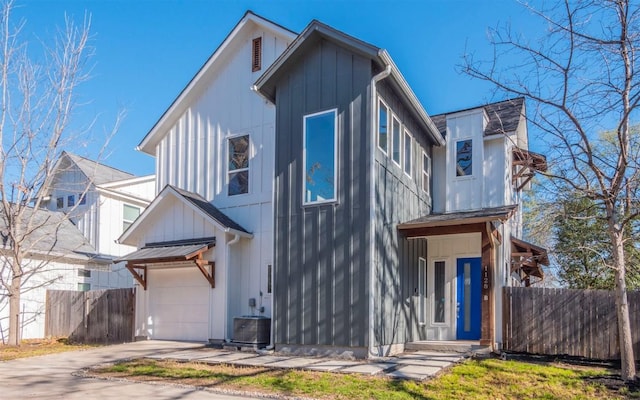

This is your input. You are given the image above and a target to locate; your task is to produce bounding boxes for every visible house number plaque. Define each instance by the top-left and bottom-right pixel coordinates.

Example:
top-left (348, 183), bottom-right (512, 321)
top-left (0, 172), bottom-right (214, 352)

top-left (483, 264), bottom-right (490, 290)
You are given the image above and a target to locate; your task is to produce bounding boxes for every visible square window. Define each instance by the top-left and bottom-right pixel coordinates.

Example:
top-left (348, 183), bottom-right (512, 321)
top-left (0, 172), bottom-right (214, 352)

top-left (67, 195), bottom-right (75, 207)
top-left (378, 100), bottom-right (388, 153)
top-left (56, 197), bottom-right (64, 209)
top-left (304, 109), bottom-right (337, 204)
top-left (228, 135), bottom-right (250, 196)
top-left (456, 139), bottom-right (473, 176)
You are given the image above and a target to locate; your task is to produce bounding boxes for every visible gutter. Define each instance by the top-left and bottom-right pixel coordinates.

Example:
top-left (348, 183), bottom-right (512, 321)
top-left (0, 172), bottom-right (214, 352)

top-left (368, 65), bottom-right (391, 357)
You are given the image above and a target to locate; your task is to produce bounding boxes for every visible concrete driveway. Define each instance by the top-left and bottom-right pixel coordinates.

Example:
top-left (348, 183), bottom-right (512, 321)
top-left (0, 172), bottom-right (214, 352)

top-left (0, 340), bottom-right (256, 399)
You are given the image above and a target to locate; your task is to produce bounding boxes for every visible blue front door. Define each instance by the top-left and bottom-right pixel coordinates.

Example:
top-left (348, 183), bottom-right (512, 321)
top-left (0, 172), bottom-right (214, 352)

top-left (456, 257), bottom-right (481, 340)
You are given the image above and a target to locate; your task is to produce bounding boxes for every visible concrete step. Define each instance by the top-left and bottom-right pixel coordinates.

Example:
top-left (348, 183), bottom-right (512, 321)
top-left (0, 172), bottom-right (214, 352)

top-left (405, 340), bottom-right (490, 355)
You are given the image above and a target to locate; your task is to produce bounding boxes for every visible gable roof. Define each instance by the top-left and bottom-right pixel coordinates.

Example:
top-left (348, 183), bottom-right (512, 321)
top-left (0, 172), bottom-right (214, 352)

top-left (253, 19), bottom-right (445, 146)
top-left (118, 185), bottom-right (251, 245)
top-left (431, 98), bottom-right (525, 138)
top-left (137, 11), bottom-right (298, 155)
top-left (0, 206), bottom-right (107, 263)
top-left (63, 151), bottom-right (133, 185)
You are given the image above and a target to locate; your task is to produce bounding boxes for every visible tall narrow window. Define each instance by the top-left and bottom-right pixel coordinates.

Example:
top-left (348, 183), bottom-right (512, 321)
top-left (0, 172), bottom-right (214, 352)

top-left (392, 116), bottom-right (401, 165)
top-left (377, 100), bottom-right (388, 153)
top-left (228, 135), bottom-right (250, 196)
top-left (434, 261), bottom-right (446, 323)
top-left (419, 257), bottom-right (426, 325)
top-left (56, 197), bottom-right (64, 209)
top-left (252, 37), bottom-right (262, 72)
top-left (422, 152), bottom-right (431, 194)
top-left (303, 109), bottom-right (337, 204)
top-left (123, 204), bottom-right (140, 232)
top-left (78, 193), bottom-right (86, 205)
top-left (456, 139), bottom-right (473, 176)
top-left (404, 130), bottom-right (412, 177)
top-left (267, 264), bottom-right (272, 294)
top-left (67, 195), bottom-right (75, 207)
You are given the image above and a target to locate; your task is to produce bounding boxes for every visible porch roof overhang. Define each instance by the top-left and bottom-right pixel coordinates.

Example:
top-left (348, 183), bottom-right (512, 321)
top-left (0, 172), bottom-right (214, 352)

top-left (511, 237), bottom-right (549, 284)
top-left (398, 205), bottom-right (518, 237)
top-left (115, 237), bottom-right (217, 290)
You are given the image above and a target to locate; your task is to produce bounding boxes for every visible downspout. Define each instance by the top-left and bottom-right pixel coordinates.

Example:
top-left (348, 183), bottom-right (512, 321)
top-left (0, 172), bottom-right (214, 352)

top-left (224, 233), bottom-right (241, 342)
top-left (369, 63), bottom-right (392, 357)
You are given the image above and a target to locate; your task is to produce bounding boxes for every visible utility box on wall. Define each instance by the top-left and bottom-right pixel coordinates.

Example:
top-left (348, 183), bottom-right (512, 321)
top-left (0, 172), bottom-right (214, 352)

top-left (233, 316), bottom-right (271, 345)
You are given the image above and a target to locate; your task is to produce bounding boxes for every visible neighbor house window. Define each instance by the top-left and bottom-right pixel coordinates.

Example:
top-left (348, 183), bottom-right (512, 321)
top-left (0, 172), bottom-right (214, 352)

top-left (56, 197), bottom-right (64, 209)
top-left (422, 152), bottom-right (431, 194)
top-left (252, 37), bottom-right (262, 72)
top-left (456, 139), bottom-right (473, 176)
top-left (377, 100), bottom-right (388, 153)
top-left (67, 195), bottom-right (75, 207)
top-left (123, 204), bottom-right (140, 232)
top-left (404, 130), bottom-right (412, 177)
top-left (78, 269), bottom-right (91, 278)
top-left (392, 116), bottom-right (401, 165)
top-left (79, 193), bottom-right (86, 205)
top-left (77, 283), bottom-right (91, 291)
top-left (303, 109), bottom-right (337, 204)
top-left (228, 135), bottom-right (250, 196)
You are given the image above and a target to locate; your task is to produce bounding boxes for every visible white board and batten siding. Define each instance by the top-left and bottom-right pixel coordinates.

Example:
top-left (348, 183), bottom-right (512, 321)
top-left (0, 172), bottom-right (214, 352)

top-left (147, 23), bottom-right (292, 337)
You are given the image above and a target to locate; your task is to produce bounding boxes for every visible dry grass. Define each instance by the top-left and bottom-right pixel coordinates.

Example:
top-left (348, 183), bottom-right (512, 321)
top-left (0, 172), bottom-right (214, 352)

top-left (0, 337), bottom-right (98, 361)
top-left (92, 357), bottom-right (637, 399)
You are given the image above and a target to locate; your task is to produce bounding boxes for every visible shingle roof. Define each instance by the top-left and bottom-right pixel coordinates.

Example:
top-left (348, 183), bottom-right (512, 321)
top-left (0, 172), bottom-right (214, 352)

top-left (169, 186), bottom-right (250, 234)
top-left (431, 98), bottom-right (525, 138)
top-left (0, 206), bottom-right (105, 262)
top-left (64, 152), bottom-right (134, 185)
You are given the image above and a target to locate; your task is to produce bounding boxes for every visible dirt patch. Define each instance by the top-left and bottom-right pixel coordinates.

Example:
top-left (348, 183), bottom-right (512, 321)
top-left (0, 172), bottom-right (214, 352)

top-left (0, 337), bottom-right (97, 361)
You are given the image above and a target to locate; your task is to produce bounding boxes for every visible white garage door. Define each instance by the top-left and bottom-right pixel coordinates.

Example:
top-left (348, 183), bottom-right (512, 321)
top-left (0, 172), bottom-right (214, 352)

top-left (147, 268), bottom-right (210, 341)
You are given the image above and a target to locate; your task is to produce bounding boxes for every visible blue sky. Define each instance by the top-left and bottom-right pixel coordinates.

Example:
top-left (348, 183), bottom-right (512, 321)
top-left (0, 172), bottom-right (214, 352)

top-left (15, 0), bottom-right (536, 176)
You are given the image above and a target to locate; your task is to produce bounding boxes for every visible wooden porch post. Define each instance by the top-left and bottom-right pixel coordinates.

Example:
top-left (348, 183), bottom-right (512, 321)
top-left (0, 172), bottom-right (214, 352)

top-left (480, 226), bottom-right (494, 347)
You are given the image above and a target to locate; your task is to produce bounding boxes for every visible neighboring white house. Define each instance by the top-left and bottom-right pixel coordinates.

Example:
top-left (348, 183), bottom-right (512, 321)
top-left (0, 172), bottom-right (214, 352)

top-left (44, 151), bottom-right (155, 291)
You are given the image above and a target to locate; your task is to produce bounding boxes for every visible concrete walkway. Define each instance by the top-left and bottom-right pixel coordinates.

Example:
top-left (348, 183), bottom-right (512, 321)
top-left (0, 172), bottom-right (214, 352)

top-left (146, 345), bottom-right (465, 381)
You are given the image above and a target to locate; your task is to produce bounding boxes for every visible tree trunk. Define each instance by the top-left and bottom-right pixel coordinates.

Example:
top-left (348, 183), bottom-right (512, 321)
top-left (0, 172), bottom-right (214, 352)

top-left (611, 227), bottom-right (636, 380)
top-left (7, 271), bottom-right (20, 346)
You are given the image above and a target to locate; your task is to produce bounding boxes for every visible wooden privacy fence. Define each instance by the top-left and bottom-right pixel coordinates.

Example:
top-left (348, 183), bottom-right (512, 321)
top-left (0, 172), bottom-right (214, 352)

top-left (45, 288), bottom-right (135, 344)
top-left (503, 287), bottom-right (640, 360)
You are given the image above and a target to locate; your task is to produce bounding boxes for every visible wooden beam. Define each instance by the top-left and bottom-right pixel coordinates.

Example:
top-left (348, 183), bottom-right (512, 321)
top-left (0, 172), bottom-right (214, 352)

top-left (401, 222), bottom-right (486, 238)
top-left (194, 257), bottom-right (215, 288)
top-left (480, 225), bottom-right (495, 347)
top-left (126, 263), bottom-right (147, 290)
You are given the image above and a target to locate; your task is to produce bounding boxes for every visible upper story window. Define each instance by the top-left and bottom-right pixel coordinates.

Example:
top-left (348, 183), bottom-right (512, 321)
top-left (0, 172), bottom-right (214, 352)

top-left (228, 135), bottom-right (250, 196)
top-left (377, 100), bottom-right (388, 153)
top-left (67, 195), bottom-right (75, 207)
top-left (456, 139), bottom-right (473, 176)
top-left (252, 37), bottom-right (262, 72)
top-left (56, 197), bottom-right (64, 209)
top-left (303, 109), bottom-right (337, 204)
top-left (77, 269), bottom-right (91, 278)
top-left (404, 129), bottom-right (412, 177)
top-left (422, 152), bottom-right (431, 194)
top-left (392, 116), bottom-right (401, 166)
top-left (123, 204), bottom-right (140, 232)
top-left (79, 193), bottom-right (86, 205)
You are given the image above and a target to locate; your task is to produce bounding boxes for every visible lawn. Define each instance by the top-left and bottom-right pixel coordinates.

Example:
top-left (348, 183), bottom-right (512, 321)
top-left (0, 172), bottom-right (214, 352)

top-left (91, 356), bottom-right (639, 399)
top-left (0, 337), bottom-right (98, 361)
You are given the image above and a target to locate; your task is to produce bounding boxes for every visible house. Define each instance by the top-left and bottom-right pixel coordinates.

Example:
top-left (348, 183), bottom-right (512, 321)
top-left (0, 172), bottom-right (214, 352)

top-left (119, 12), bottom-right (547, 356)
top-left (43, 151), bottom-right (155, 290)
top-left (0, 207), bottom-right (112, 340)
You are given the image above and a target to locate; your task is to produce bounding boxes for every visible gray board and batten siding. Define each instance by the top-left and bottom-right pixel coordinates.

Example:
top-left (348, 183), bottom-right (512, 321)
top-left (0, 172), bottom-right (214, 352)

top-left (374, 81), bottom-right (434, 353)
top-left (272, 37), bottom-right (372, 353)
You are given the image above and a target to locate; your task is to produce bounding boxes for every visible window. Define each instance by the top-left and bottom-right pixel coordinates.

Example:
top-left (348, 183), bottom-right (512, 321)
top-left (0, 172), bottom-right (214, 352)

top-left (267, 264), bottom-right (272, 294)
top-left (404, 130), bottom-right (412, 177)
top-left (419, 257), bottom-right (426, 325)
top-left (303, 109), bottom-right (337, 204)
top-left (422, 152), bottom-right (431, 194)
top-left (79, 193), bottom-right (86, 205)
top-left (228, 135), bottom-right (250, 196)
top-left (434, 261), bottom-right (446, 323)
top-left (392, 116), bottom-right (401, 165)
top-left (78, 269), bottom-right (91, 278)
top-left (77, 283), bottom-right (91, 292)
top-left (252, 37), bottom-right (262, 72)
top-left (67, 195), bottom-right (75, 207)
top-left (123, 204), bottom-right (140, 232)
top-left (456, 139), bottom-right (473, 176)
top-left (56, 197), bottom-right (64, 209)
top-left (377, 100), bottom-right (388, 153)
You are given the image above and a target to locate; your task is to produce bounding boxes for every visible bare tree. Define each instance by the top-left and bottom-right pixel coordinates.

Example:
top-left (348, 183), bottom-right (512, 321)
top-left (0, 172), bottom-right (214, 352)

top-left (464, 0), bottom-right (639, 380)
top-left (0, 0), bottom-right (115, 346)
